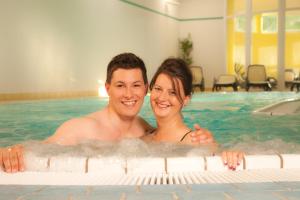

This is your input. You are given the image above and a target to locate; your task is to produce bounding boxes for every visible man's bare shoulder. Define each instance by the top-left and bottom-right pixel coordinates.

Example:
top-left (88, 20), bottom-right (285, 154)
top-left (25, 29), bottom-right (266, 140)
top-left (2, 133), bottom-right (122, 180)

top-left (45, 113), bottom-right (104, 145)
top-left (60, 116), bottom-right (101, 131)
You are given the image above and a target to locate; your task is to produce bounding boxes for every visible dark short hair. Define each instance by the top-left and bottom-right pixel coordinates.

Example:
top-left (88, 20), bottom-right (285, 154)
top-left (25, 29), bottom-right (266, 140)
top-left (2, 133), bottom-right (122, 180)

top-left (106, 53), bottom-right (148, 84)
top-left (150, 58), bottom-right (193, 104)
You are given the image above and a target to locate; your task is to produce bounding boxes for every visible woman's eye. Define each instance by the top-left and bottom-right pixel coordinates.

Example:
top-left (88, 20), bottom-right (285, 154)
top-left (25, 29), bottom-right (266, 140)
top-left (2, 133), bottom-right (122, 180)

top-left (169, 91), bottom-right (176, 95)
top-left (153, 87), bottom-right (161, 91)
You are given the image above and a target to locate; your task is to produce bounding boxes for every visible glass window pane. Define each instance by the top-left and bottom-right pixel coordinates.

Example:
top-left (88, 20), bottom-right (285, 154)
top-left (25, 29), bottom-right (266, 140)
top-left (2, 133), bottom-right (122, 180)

top-left (286, 10), bottom-right (300, 32)
top-left (227, 18), bottom-right (246, 75)
top-left (286, 10), bottom-right (300, 73)
top-left (261, 13), bottom-right (278, 33)
top-left (252, 13), bottom-right (278, 77)
top-left (235, 16), bottom-right (246, 32)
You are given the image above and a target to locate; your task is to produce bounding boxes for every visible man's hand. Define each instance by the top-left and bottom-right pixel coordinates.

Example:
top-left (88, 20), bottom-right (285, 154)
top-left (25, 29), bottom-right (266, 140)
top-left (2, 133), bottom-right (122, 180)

top-left (0, 145), bottom-right (25, 173)
top-left (222, 150), bottom-right (244, 171)
top-left (190, 124), bottom-right (215, 144)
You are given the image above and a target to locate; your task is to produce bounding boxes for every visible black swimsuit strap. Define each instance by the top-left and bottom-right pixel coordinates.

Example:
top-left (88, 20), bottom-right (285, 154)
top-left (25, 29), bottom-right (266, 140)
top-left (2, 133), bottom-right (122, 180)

top-left (180, 130), bottom-right (193, 142)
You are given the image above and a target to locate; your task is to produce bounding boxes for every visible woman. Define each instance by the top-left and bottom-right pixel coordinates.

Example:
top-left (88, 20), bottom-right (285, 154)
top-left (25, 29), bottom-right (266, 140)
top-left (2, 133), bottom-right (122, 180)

top-left (144, 58), bottom-right (244, 170)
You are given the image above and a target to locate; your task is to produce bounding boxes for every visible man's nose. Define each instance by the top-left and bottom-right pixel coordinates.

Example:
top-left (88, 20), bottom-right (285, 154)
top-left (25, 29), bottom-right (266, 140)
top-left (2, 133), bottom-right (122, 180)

top-left (124, 87), bottom-right (133, 97)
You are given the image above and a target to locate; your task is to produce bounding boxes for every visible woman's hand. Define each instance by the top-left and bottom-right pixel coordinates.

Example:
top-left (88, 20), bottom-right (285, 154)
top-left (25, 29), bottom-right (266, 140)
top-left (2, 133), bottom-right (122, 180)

top-left (221, 150), bottom-right (244, 170)
top-left (0, 145), bottom-right (25, 173)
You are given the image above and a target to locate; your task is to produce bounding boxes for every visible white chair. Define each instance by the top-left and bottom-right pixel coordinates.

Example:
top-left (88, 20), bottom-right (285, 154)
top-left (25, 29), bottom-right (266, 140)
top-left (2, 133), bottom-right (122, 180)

top-left (245, 65), bottom-right (272, 91)
top-left (212, 74), bottom-right (238, 91)
top-left (190, 66), bottom-right (205, 92)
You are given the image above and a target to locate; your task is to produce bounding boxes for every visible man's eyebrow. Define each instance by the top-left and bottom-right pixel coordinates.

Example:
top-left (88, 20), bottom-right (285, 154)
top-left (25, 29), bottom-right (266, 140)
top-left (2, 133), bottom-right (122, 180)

top-left (115, 81), bottom-right (125, 84)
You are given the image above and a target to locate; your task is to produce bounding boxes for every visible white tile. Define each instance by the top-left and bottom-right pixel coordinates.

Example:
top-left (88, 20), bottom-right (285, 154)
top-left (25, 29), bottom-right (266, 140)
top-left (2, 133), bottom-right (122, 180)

top-left (88, 156), bottom-right (126, 174)
top-left (244, 155), bottom-right (281, 169)
top-left (166, 157), bottom-right (205, 172)
top-left (24, 152), bottom-right (49, 171)
top-left (281, 154), bottom-right (300, 169)
top-left (49, 156), bottom-right (87, 173)
top-left (126, 157), bottom-right (165, 174)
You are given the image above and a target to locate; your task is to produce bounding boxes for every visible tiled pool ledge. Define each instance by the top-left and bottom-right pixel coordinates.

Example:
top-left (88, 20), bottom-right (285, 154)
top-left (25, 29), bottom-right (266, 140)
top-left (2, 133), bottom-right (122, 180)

top-left (1, 154), bottom-right (300, 185)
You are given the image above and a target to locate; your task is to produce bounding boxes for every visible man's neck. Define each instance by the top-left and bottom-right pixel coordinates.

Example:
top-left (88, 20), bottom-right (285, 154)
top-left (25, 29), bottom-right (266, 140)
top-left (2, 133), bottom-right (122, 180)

top-left (105, 106), bottom-right (136, 137)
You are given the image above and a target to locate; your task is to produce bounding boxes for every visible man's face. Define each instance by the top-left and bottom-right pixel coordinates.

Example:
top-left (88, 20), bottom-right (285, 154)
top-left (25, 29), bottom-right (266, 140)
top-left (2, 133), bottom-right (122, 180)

top-left (105, 68), bottom-right (148, 119)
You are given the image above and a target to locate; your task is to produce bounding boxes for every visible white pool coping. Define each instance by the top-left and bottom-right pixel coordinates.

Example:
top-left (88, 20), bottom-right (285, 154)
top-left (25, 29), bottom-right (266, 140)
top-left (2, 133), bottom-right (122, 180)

top-left (253, 98), bottom-right (300, 115)
top-left (1, 154), bottom-right (300, 185)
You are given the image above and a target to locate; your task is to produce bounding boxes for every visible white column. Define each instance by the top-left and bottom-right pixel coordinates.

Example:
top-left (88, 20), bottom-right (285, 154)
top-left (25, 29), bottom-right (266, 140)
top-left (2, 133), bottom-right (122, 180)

top-left (245, 0), bottom-right (252, 69)
top-left (277, 0), bottom-right (286, 90)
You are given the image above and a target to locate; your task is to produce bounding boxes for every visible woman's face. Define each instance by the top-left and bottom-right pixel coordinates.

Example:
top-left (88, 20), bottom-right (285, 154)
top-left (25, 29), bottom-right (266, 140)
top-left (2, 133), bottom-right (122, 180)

top-left (150, 73), bottom-right (190, 119)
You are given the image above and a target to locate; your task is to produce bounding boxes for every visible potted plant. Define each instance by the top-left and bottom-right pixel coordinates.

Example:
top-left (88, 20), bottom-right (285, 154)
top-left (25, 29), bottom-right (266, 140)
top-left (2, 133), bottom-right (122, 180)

top-left (179, 34), bottom-right (193, 66)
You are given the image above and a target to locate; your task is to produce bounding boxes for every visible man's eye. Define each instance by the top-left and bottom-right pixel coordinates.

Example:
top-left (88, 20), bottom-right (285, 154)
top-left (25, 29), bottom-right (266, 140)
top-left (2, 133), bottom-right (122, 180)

top-left (134, 84), bottom-right (141, 87)
top-left (116, 85), bottom-right (124, 87)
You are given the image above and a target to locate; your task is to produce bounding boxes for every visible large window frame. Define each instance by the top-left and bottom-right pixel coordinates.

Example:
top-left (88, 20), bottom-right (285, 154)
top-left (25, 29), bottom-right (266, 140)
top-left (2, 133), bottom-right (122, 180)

top-left (226, 0), bottom-right (300, 90)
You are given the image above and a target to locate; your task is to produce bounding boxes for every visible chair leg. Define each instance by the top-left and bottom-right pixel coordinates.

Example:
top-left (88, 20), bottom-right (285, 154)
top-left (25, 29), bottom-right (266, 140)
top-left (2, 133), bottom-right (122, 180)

top-left (233, 85), bottom-right (238, 91)
top-left (246, 85), bottom-right (249, 91)
top-left (291, 84), bottom-right (294, 91)
top-left (201, 86), bottom-right (205, 92)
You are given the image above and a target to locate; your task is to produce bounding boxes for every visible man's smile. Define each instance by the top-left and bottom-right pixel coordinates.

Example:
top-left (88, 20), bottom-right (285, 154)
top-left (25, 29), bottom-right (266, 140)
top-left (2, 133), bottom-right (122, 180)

top-left (121, 100), bottom-right (137, 107)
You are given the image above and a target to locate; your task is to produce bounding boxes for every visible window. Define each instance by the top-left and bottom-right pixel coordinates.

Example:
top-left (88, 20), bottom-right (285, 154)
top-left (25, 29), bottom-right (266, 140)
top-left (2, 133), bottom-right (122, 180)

top-left (234, 16), bottom-right (257, 32)
top-left (235, 16), bottom-right (245, 32)
top-left (261, 13), bottom-right (277, 33)
top-left (286, 12), bottom-right (300, 32)
top-left (261, 12), bottom-right (300, 33)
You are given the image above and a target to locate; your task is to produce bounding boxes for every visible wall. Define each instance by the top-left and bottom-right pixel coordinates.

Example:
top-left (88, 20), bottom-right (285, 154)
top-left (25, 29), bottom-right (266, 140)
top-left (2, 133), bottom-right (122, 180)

top-left (0, 0), bottom-right (227, 95)
top-left (0, 0), bottom-right (179, 94)
top-left (179, 0), bottom-right (226, 88)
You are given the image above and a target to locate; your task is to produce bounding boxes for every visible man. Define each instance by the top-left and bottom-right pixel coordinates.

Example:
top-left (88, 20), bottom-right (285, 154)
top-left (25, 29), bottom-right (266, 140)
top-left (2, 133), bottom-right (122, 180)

top-left (0, 53), bottom-right (214, 173)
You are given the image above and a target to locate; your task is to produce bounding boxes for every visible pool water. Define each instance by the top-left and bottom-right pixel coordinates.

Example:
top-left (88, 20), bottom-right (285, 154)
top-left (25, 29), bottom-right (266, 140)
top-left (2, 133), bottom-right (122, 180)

top-left (0, 92), bottom-right (300, 152)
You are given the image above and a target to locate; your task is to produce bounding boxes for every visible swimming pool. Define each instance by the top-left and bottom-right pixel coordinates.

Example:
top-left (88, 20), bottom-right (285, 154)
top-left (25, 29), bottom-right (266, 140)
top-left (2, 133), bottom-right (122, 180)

top-left (1, 92), bottom-right (300, 153)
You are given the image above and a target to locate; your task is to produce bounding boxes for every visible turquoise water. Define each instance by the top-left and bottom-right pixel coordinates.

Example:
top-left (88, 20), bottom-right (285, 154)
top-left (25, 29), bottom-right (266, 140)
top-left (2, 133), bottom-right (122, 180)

top-left (1, 92), bottom-right (300, 149)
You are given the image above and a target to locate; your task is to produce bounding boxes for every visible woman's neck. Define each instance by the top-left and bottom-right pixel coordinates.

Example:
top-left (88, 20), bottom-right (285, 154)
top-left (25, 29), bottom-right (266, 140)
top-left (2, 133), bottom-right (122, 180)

top-left (154, 114), bottom-right (190, 142)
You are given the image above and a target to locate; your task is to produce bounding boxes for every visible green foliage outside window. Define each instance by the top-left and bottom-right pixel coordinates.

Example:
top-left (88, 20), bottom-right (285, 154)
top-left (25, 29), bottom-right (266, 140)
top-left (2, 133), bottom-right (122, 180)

top-left (286, 15), bottom-right (300, 31)
top-left (261, 14), bottom-right (277, 33)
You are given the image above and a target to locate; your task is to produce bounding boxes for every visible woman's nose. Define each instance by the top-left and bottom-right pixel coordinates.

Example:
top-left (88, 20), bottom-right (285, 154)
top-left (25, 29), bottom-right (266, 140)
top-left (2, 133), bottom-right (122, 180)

top-left (157, 90), bottom-right (169, 100)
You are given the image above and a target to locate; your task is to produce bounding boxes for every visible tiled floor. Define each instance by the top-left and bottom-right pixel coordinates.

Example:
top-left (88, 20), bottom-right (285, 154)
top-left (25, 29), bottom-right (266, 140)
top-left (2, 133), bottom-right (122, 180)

top-left (1, 182), bottom-right (300, 200)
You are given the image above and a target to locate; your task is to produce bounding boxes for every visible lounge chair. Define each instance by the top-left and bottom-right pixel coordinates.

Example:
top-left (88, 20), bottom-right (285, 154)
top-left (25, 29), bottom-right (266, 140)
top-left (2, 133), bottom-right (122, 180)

top-left (190, 66), bottom-right (205, 92)
top-left (285, 69), bottom-right (297, 88)
top-left (245, 64), bottom-right (272, 91)
top-left (289, 70), bottom-right (300, 92)
top-left (291, 80), bottom-right (300, 92)
top-left (212, 74), bottom-right (238, 91)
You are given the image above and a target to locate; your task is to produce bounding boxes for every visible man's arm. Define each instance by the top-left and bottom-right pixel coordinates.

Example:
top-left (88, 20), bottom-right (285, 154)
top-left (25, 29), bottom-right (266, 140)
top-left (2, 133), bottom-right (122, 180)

top-left (0, 117), bottom-right (92, 173)
top-left (45, 118), bottom-right (87, 145)
top-left (189, 124), bottom-right (215, 144)
top-left (0, 145), bottom-right (25, 173)
top-left (138, 117), bottom-right (155, 135)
